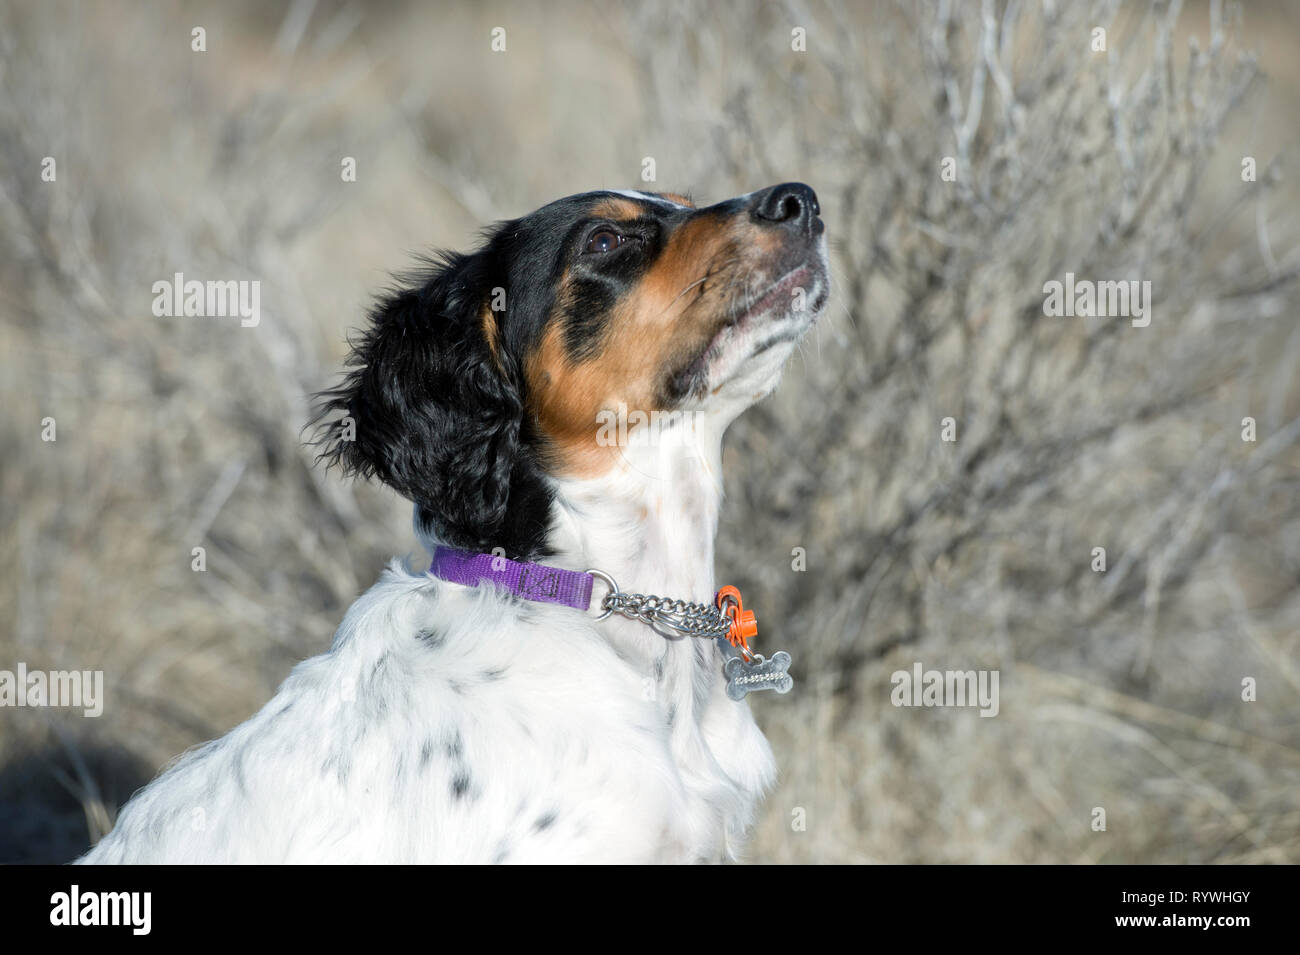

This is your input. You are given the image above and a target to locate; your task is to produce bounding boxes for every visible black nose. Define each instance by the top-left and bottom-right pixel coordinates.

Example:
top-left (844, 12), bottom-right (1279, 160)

top-left (751, 182), bottom-right (821, 236)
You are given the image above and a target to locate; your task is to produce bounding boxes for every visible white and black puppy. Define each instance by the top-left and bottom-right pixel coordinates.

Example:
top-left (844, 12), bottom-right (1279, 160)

top-left (81, 185), bottom-right (829, 863)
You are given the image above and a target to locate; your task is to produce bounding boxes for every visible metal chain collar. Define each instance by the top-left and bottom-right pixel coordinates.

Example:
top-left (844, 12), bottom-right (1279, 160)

top-left (588, 569), bottom-right (735, 643)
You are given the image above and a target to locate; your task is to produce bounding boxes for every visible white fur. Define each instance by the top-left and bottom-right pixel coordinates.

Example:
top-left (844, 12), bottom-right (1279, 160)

top-left (80, 561), bottom-right (769, 863)
top-left (604, 189), bottom-right (691, 209)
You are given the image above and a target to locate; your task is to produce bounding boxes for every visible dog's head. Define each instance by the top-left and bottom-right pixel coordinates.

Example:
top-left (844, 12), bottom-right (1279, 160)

top-left (315, 185), bottom-right (829, 559)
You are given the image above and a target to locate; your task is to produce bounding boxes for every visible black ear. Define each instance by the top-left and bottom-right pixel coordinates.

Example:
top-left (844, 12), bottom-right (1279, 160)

top-left (312, 254), bottom-right (553, 559)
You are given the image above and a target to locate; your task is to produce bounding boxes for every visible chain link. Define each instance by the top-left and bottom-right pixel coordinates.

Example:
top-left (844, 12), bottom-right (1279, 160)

top-left (600, 589), bottom-right (733, 641)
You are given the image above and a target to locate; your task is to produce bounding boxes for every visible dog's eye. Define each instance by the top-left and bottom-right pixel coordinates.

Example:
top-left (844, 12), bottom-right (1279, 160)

top-left (584, 230), bottom-right (625, 254)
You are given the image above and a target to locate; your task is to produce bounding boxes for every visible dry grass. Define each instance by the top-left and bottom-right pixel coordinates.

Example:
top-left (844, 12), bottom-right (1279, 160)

top-left (1, 0), bottom-right (1298, 863)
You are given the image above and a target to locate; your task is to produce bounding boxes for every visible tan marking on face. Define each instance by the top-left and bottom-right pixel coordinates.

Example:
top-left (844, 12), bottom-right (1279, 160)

top-left (527, 209), bottom-right (764, 478)
top-left (660, 192), bottom-right (695, 208)
top-left (590, 197), bottom-right (644, 222)
top-left (637, 212), bottom-right (752, 306)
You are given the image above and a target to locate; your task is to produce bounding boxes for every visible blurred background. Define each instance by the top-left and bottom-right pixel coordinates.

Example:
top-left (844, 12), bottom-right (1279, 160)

top-left (2, 0), bottom-right (1298, 863)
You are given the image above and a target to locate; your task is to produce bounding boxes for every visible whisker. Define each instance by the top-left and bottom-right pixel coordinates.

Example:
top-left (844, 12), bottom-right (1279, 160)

top-left (655, 256), bottom-right (746, 318)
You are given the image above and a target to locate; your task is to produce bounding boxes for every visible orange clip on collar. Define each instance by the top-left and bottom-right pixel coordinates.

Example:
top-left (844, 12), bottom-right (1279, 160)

top-left (715, 585), bottom-right (757, 653)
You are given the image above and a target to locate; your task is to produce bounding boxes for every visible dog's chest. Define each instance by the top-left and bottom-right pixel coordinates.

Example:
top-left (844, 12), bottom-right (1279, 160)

top-left (80, 571), bottom-right (775, 864)
top-left (398, 606), bottom-right (773, 863)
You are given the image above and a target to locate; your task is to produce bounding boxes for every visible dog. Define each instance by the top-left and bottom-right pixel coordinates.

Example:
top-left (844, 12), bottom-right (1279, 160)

top-left (79, 184), bottom-right (829, 863)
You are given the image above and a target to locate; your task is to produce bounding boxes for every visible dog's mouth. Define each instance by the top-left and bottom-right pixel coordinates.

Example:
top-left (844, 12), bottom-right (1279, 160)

top-left (726, 257), bottom-right (830, 338)
top-left (730, 265), bottom-right (821, 325)
top-left (663, 259), bottom-right (829, 403)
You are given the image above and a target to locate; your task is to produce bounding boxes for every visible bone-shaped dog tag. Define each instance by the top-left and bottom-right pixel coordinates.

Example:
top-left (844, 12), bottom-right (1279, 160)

top-left (723, 650), bottom-right (793, 701)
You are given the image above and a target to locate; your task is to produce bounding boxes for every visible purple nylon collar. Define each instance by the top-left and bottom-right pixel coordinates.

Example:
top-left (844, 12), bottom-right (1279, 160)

top-left (428, 546), bottom-right (595, 612)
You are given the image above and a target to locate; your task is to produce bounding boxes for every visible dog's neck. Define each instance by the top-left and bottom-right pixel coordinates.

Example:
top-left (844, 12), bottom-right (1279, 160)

top-left (415, 403), bottom-right (750, 711)
top-left (551, 416), bottom-right (724, 603)
top-left (546, 412), bottom-right (730, 699)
